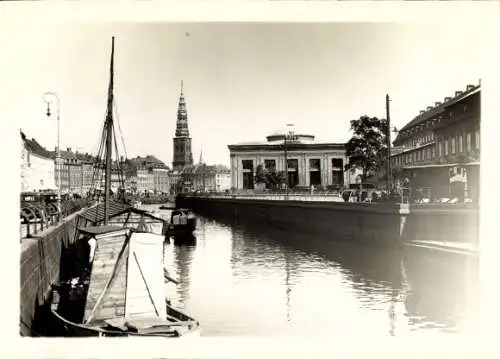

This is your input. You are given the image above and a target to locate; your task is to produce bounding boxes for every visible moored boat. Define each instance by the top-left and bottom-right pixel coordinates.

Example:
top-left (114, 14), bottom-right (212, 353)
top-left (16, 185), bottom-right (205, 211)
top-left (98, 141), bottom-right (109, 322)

top-left (165, 208), bottom-right (197, 238)
top-left (50, 225), bottom-right (200, 337)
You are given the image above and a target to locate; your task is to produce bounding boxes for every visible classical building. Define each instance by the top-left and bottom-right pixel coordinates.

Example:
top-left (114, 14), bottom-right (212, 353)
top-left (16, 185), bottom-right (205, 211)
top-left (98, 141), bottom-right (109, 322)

top-left (20, 131), bottom-right (56, 192)
top-left (391, 83), bottom-right (480, 201)
top-left (228, 130), bottom-right (355, 190)
top-left (172, 82), bottom-right (193, 170)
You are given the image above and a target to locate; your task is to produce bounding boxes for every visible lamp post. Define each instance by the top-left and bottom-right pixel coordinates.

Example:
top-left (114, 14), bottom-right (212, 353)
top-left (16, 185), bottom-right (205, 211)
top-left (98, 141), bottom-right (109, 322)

top-left (283, 124), bottom-right (295, 196)
top-left (43, 92), bottom-right (61, 221)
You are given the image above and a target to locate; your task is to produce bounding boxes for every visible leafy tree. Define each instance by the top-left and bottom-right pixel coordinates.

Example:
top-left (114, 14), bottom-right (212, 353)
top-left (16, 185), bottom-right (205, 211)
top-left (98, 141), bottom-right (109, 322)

top-left (255, 164), bottom-right (267, 185)
top-left (344, 115), bottom-right (388, 181)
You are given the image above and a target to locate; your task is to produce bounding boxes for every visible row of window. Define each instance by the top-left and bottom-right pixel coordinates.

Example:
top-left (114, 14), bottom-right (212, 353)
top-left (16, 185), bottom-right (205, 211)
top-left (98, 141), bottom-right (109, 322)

top-left (242, 158), bottom-right (344, 171)
top-left (393, 130), bottom-right (480, 166)
top-left (402, 131), bottom-right (435, 148)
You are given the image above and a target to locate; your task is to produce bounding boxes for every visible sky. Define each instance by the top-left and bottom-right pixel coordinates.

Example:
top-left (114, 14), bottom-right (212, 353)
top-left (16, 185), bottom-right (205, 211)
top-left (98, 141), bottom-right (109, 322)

top-left (2, 22), bottom-right (490, 167)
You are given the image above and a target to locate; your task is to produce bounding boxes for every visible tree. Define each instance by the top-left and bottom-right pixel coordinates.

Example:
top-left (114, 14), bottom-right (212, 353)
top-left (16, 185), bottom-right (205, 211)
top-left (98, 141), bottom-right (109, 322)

top-left (255, 164), bottom-right (267, 185)
top-left (344, 115), bottom-right (388, 181)
top-left (255, 164), bottom-right (287, 189)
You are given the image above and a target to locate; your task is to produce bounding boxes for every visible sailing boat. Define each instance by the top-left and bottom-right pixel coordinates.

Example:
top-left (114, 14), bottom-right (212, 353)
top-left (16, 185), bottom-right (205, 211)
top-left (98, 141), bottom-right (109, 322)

top-left (48, 37), bottom-right (200, 337)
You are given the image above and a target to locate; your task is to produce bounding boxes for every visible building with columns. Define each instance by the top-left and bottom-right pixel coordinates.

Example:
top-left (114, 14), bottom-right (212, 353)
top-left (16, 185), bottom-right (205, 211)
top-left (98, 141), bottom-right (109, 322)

top-left (228, 130), bottom-right (356, 190)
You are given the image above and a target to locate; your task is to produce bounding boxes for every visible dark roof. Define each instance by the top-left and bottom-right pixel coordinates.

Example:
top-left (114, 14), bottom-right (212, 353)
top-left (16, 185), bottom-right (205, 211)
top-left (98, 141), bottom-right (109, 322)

top-left (128, 155), bottom-right (169, 169)
top-left (79, 225), bottom-right (127, 236)
top-left (79, 200), bottom-right (132, 223)
top-left (21, 131), bottom-right (53, 159)
top-left (399, 84), bottom-right (480, 133)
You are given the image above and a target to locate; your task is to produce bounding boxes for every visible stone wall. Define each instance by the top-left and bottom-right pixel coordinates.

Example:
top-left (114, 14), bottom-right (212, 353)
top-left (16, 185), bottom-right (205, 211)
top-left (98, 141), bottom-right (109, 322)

top-left (177, 196), bottom-right (409, 247)
top-left (404, 204), bottom-right (479, 244)
top-left (177, 196), bottom-right (479, 246)
top-left (19, 210), bottom-right (87, 336)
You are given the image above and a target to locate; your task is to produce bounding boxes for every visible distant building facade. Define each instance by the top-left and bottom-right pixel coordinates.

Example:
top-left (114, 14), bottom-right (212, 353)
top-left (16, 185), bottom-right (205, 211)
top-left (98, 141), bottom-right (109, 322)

top-left (391, 83), bottom-right (480, 201)
top-left (20, 131), bottom-right (56, 192)
top-left (228, 130), bottom-right (355, 190)
top-left (177, 163), bottom-right (231, 193)
top-left (125, 156), bottom-right (170, 194)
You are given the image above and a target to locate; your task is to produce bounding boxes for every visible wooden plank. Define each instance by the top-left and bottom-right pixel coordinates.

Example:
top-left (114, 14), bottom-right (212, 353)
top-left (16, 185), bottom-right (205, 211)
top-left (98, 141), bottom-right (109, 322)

top-left (84, 233), bottom-right (129, 323)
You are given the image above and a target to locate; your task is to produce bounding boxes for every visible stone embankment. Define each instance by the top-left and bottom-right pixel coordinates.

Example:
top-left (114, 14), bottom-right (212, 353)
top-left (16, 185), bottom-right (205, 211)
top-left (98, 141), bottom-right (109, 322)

top-left (177, 195), bottom-right (479, 248)
top-left (20, 210), bottom-right (84, 336)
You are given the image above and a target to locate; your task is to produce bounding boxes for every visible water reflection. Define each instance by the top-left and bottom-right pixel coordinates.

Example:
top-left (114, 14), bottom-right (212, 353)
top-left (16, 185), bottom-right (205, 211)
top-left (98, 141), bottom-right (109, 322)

top-left (146, 205), bottom-right (479, 336)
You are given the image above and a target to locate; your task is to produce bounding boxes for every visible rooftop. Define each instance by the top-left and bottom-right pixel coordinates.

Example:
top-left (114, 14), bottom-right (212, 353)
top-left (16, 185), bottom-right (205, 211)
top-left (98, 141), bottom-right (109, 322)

top-left (399, 83), bottom-right (480, 133)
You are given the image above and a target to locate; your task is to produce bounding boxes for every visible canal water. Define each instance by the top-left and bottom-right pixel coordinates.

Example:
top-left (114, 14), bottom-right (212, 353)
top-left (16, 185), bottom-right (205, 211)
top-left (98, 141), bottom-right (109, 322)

top-left (149, 205), bottom-right (479, 337)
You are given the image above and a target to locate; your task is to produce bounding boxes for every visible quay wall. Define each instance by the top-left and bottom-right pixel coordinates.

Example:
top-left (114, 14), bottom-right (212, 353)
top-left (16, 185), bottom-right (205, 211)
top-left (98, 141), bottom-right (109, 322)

top-left (19, 209), bottom-right (88, 336)
top-left (177, 196), bottom-right (479, 246)
top-left (177, 196), bottom-right (409, 247)
top-left (404, 205), bottom-right (479, 245)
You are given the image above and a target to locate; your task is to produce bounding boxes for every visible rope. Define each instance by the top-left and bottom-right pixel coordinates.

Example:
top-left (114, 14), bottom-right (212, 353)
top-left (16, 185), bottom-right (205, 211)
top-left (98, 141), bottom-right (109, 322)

top-left (113, 98), bottom-right (128, 160)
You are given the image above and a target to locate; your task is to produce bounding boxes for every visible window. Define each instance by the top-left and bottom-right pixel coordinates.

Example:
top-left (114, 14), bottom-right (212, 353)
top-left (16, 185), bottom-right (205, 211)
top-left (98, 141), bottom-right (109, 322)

top-left (332, 158), bottom-right (343, 169)
top-left (458, 135), bottom-right (463, 153)
top-left (475, 130), bottom-right (480, 149)
top-left (309, 159), bottom-right (321, 170)
top-left (264, 159), bottom-right (276, 170)
top-left (242, 160), bottom-right (253, 170)
top-left (331, 158), bottom-right (344, 188)
top-left (432, 147), bottom-right (436, 158)
top-left (438, 142), bottom-right (442, 157)
top-left (451, 137), bottom-right (456, 154)
top-left (445, 139), bottom-right (449, 156)
top-left (467, 133), bottom-right (472, 152)
top-left (309, 159), bottom-right (321, 186)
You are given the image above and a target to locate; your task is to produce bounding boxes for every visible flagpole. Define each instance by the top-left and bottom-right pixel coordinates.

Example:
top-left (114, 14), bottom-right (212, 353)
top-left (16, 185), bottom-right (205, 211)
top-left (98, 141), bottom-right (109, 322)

top-left (43, 91), bottom-right (62, 221)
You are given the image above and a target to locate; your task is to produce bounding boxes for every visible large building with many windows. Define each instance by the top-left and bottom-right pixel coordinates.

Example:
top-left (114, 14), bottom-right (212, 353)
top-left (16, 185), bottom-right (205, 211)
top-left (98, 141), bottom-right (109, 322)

top-left (391, 83), bottom-right (480, 201)
top-left (228, 130), bottom-right (356, 190)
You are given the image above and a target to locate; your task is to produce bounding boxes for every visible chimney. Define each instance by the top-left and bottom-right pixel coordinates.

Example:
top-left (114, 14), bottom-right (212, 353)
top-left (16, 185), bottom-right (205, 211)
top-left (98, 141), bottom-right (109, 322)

top-left (55, 146), bottom-right (59, 152)
top-left (444, 97), bottom-right (452, 102)
top-left (455, 91), bottom-right (463, 97)
top-left (426, 106), bottom-right (433, 111)
top-left (420, 110), bottom-right (425, 115)
top-left (67, 147), bottom-right (71, 152)
top-left (120, 156), bottom-right (124, 163)
top-left (466, 84), bottom-right (475, 91)
top-left (435, 102), bottom-right (442, 107)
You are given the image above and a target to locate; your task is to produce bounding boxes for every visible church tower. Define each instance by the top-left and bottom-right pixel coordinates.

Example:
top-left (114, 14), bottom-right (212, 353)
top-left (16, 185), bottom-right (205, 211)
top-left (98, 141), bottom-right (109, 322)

top-left (172, 81), bottom-right (193, 170)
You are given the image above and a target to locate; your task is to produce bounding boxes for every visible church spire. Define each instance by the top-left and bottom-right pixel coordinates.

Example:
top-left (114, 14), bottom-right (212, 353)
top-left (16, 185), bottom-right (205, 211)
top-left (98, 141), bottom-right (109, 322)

top-left (172, 80), bottom-right (193, 170)
top-left (199, 145), bottom-right (203, 165)
top-left (175, 80), bottom-right (189, 137)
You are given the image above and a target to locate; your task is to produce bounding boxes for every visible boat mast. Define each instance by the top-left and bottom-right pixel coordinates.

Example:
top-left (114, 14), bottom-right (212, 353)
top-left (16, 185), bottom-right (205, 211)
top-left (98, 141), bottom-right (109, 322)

top-left (104, 36), bottom-right (115, 225)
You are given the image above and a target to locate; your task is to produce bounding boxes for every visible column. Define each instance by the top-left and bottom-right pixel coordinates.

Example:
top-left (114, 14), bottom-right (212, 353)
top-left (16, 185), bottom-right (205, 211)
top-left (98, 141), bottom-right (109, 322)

top-left (322, 154), bottom-right (328, 186)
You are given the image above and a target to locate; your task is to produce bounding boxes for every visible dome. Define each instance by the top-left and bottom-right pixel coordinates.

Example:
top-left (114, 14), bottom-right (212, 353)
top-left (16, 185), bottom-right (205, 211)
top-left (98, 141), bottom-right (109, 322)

top-left (266, 125), bottom-right (315, 143)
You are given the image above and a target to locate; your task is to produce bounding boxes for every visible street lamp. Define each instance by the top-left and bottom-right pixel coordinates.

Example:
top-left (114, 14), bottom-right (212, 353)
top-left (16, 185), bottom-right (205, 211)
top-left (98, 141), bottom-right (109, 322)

top-left (283, 124), bottom-right (295, 195)
top-left (43, 91), bottom-right (61, 221)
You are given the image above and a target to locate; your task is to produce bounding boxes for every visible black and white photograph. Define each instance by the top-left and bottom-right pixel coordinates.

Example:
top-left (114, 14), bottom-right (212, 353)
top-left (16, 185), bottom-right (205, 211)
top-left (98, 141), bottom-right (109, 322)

top-left (2, 2), bottom-right (499, 358)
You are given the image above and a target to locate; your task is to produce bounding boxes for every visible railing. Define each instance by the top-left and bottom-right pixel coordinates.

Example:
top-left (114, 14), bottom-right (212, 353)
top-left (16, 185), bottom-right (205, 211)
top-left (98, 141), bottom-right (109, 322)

top-left (184, 191), bottom-right (345, 202)
top-left (20, 198), bottom-right (91, 239)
